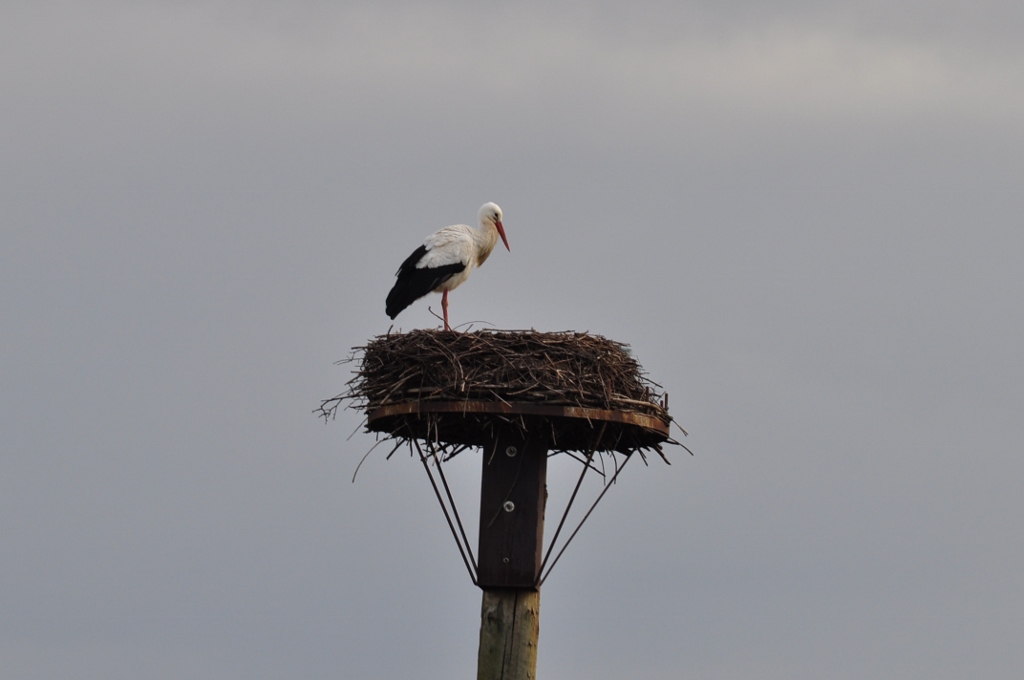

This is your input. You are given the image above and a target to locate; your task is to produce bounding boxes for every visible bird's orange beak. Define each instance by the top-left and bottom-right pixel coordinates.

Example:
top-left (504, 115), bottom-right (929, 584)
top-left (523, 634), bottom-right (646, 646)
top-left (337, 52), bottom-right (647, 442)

top-left (496, 220), bottom-right (510, 251)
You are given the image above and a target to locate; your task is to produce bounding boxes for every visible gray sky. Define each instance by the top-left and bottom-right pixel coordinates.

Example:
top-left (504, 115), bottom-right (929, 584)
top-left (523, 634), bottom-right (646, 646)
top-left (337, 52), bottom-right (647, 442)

top-left (2, 1), bottom-right (1022, 678)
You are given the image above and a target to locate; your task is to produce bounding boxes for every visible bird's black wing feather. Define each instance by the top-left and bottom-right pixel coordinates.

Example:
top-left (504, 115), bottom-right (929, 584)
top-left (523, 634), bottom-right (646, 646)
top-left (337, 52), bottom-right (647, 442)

top-left (385, 246), bottom-right (467, 319)
top-left (393, 245), bottom-right (428, 278)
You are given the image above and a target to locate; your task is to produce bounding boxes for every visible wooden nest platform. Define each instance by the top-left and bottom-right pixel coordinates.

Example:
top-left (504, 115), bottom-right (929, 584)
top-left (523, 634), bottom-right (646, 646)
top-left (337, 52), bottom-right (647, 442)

top-left (320, 329), bottom-right (681, 457)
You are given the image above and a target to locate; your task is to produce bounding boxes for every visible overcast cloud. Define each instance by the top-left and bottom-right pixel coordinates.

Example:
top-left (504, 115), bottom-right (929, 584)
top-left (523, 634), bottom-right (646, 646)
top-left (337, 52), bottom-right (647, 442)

top-left (2, 2), bottom-right (1022, 678)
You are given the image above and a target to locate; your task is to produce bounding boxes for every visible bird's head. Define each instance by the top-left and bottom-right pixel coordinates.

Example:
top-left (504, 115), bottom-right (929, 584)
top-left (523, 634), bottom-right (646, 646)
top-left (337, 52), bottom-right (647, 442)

top-left (479, 202), bottom-right (510, 252)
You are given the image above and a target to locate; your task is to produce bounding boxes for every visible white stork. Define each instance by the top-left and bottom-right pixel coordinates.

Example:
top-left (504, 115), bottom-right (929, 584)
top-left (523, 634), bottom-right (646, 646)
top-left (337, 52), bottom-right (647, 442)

top-left (385, 202), bottom-right (509, 331)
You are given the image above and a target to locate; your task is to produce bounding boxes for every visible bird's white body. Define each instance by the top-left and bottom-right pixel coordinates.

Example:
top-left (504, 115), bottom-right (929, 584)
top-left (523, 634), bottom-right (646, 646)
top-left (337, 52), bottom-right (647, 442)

top-left (385, 202), bottom-right (509, 330)
top-left (418, 220), bottom-right (501, 292)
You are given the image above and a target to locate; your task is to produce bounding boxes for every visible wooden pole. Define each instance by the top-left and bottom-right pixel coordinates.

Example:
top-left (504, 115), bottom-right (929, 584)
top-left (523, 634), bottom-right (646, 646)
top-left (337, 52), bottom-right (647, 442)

top-left (477, 588), bottom-right (540, 680)
top-left (476, 428), bottom-right (547, 680)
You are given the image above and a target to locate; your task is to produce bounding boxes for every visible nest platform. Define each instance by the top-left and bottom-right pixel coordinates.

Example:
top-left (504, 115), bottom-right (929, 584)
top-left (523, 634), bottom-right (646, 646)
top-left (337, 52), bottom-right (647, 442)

top-left (322, 329), bottom-right (677, 456)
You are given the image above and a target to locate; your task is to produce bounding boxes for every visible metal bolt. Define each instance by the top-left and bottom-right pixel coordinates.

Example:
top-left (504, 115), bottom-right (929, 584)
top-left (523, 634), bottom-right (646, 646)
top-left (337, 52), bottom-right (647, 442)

top-left (505, 446), bottom-right (517, 457)
top-left (503, 501), bottom-right (515, 512)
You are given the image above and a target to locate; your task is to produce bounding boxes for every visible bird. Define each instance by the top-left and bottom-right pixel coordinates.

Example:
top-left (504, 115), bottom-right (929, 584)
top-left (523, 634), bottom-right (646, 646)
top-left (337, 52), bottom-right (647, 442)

top-left (385, 202), bottom-right (510, 331)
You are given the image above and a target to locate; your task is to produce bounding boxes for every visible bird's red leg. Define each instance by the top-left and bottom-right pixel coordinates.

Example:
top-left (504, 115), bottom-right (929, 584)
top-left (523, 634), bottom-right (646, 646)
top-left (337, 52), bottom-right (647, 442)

top-left (441, 290), bottom-right (451, 331)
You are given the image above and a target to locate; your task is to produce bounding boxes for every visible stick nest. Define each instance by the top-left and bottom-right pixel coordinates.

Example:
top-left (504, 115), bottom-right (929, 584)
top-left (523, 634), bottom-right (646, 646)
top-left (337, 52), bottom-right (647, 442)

top-left (319, 329), bottom-right (681, 456)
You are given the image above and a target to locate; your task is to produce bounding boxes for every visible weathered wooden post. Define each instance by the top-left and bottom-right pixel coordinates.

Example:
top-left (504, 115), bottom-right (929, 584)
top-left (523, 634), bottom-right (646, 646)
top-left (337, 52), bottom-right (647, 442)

top-left (475, 426), bottom-right (546, 679)
top-left (321, 330), bottom-right (682, 680)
